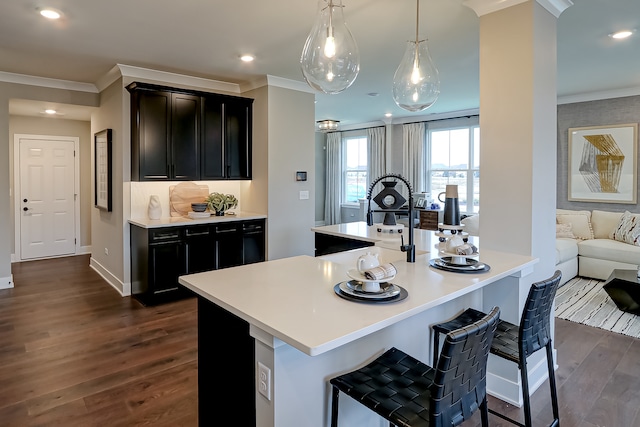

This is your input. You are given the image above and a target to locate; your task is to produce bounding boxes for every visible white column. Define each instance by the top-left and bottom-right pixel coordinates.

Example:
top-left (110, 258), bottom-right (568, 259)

top-left (464, 0), bottom-right (572, 404)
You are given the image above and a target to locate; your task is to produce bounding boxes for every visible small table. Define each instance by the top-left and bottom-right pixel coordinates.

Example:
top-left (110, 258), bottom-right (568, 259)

top-left (603, 269), bottom-right (640, 315)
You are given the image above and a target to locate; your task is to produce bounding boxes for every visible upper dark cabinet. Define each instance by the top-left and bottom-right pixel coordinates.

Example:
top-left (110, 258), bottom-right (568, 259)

top-left (127, 82), bottom-right (252, 181)
top-left (201, 95), bottom-right (252, 180)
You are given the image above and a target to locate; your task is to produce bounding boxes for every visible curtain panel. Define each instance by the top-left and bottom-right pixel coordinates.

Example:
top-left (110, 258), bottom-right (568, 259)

top-left (402, 122), bottom-right (426, 196)
top-left (324, 132), bottom-right (343, 225)
top-left (367, 126), bottom-right (386, 197)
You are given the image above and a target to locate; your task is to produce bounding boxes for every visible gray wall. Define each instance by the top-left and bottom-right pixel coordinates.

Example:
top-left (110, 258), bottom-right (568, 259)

top-left (557, 95), bottom-right (640, 213)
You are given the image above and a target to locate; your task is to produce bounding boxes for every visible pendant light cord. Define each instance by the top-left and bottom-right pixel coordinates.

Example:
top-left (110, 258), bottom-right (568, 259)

top-left (415, 0), bottom-right (419, 43)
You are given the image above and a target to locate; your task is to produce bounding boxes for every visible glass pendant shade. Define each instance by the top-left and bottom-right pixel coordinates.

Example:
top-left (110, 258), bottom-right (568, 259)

top-left (300, 0), bottom-right (360, 94)
top-left (393, 39), bottom-right (440, 112)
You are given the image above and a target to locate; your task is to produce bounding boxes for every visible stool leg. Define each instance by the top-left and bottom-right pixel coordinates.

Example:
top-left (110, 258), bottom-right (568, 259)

top-left (331, 386), bottom-right (339, 427)
top-left (519, 357), bottom-right (533, 427)
top-left (480, 396), bottom-right (489, 427)
top-left (546, 342), bottom-right (560, 426)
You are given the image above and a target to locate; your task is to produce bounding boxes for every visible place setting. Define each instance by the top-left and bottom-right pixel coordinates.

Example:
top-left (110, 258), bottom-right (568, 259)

top-left (334, 252), bottom-right (408, 303)
top-left (429, 235), bottom-right (490, 273)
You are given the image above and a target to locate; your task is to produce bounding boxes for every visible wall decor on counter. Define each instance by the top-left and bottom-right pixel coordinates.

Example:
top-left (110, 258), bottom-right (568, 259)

top-left (568, 123), bottom-right (638, 204)
top-left (94, 128), bottom-right (112, 211)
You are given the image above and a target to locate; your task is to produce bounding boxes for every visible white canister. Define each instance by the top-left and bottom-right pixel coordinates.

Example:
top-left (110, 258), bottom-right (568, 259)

top-left (148, 195), bottom-right (162, 220)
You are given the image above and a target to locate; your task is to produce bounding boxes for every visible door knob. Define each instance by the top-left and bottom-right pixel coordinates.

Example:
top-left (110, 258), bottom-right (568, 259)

top-left (23, 198), bottom-right (28, 203)
top-left (23, 207), bottom-right (28, 211)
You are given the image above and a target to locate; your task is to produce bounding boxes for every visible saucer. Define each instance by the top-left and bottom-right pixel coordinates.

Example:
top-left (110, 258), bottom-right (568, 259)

top-left (347, 268), bottom-right (396, 284)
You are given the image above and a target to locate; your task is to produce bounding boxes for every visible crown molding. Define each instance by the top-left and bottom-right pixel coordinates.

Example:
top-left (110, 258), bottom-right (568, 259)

top-left (241, 75), bottom-right (315, 94)
top-left (558, 86), bottom-right (640, 105)
top-left (116, 64), bottom-right (241, 93)
top-left (463, 0), bottom-right (572, 18)
top-left (0, 71), bottom-right (98, 93)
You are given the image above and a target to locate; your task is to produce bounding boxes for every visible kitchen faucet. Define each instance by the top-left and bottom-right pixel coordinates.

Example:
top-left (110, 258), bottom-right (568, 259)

top-left (366, 174), bottom-right (416, 263)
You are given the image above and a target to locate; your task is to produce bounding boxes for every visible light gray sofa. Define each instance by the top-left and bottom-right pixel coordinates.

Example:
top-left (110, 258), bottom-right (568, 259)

top-left (461, 210), bottom-right (640, 285)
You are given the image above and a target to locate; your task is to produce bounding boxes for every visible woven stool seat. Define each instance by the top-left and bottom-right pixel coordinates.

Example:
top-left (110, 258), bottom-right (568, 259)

top-left (330, 307), bottom-right (500, 427)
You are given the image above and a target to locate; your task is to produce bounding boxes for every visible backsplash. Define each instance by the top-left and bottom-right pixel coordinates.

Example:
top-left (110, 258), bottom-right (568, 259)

top-left (130, 181), bottom-right (243, 219)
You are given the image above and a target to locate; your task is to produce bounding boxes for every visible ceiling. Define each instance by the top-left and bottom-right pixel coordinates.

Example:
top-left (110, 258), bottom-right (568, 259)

top-left (2, 0), bottom-right (639, 126)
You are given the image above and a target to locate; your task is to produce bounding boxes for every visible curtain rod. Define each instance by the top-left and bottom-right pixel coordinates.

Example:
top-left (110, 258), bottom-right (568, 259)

top-left (334, 114), bottom-right (479, 133)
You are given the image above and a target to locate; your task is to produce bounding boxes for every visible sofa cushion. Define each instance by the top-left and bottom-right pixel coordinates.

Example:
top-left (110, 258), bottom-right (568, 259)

top-left (556, 238), bottom-right (578, 264)
top-left (591, 210), bottom-right (623, 239)
top-left (610, 211), bottom-right (640, 246)
top-left (578, 238), bottom-right (640, 265)
top-left (556, 210), bottom-right (594, 240)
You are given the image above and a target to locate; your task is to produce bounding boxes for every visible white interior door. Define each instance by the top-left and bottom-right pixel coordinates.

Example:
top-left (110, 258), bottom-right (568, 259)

top-left (19, 137), bottom-right (76, 260)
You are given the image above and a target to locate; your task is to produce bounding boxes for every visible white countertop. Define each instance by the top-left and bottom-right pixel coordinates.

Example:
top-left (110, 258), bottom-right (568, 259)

top-left (312, 221), bottom-right (473, 253)
top-left (129, 211), bottom-right (267, 228)
top-left (179, 245), bottom-right (536, 356)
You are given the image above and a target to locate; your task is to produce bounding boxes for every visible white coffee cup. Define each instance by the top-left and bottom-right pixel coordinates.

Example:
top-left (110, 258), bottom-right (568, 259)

top-left (357, 252), bottom-right (380, 273)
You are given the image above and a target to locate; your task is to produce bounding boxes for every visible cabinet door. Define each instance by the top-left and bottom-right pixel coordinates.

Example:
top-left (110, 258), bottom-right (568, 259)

top-left (184, 225), bottom-right (216, 274)
top-left (201, 96), bottom-right (224, 179)
top-left (215, 223), bottom-right (243, 269)
top-left (135, 90), bottom-right (171, 180)
top-left (242, 220), bottom-right (265, 265)
top-left (225, 98), bottom-right (252, 179)
top-left (171, 93), bottom-right (200, 180)
top-left (149, 240), bottom-right (186, 294)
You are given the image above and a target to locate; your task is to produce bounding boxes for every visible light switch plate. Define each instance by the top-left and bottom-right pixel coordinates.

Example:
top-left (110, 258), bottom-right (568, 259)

top-left (299, 190), bottom-right (309, 200)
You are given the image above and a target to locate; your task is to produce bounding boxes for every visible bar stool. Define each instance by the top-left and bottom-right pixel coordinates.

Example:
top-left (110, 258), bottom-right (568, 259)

top-left (329, 306), bottom-right (500, 427)
top-left (431, 270), bottom-right (562, 427)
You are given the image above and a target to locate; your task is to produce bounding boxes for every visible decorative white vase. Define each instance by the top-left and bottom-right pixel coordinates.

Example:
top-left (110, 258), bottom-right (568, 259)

top-left (148, 195), bottom-right (162, 220)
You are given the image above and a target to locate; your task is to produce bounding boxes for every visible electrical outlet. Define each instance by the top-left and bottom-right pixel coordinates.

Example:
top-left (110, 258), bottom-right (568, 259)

top-left (258, 362), bottom-right (271, 400)
top-left (104, 248), bottom-right (109, 255)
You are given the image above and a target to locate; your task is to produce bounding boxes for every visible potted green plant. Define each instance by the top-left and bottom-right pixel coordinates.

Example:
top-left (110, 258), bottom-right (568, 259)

top-left (205, 192), bottom-right (238, 215)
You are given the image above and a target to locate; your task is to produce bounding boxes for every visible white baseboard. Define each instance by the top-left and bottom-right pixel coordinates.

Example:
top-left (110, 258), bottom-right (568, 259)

top-left (78, 245), bottom-right (92, 255)
top-left (0, 274), bottom-right (14, 289)
top-left (89, 256), bottom-right (131, 297)
top-left (486, 352), bottom-right (551, 406)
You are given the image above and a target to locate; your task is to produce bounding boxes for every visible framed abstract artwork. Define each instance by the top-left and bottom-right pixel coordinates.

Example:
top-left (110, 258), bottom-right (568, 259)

top-left (94, 129), bottom-right (113, 211)
top-left (568, 123), bottom-right (638, 204)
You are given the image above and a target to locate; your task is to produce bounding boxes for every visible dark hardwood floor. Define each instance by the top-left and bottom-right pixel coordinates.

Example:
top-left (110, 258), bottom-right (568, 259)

top-left (0, 255), bottom-right (197, 426)
top-left (1, 255), bottom-right (639, 426)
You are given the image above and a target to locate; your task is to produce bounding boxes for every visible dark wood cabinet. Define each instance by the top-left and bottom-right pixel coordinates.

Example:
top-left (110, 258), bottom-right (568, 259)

top-left (129, 85), bottom-right (201, 181)
top-left (128, 82), bottom-right (252, 181)
top-left (131, 218), bottom-right (266, 305)
top-left (201, 95), bottom-right (252, 180)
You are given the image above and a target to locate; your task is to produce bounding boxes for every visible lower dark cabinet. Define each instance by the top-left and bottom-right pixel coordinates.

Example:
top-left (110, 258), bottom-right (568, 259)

top-left (131, 218), bottom-right (266, 305)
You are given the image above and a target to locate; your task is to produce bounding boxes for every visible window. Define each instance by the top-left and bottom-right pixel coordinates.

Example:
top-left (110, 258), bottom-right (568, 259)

top-left (344, 136), bottom-right (367, 203)
top-left (428, 124), bottom-right (479, 213)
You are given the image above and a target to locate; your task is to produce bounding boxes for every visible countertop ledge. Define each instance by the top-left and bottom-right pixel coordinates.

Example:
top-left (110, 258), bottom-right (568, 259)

top-left (129, 211), bottom-right (267, 228)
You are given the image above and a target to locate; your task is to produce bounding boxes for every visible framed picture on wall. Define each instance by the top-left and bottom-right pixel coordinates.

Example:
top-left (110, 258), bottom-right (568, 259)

top-left (568, 123), bottom-right (638, 204)
top-left (94, 129), bottom-right (113, 211)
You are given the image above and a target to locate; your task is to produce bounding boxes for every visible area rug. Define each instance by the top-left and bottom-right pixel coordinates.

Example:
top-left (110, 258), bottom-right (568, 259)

top-left (555, 276), bottom-right (640, 339)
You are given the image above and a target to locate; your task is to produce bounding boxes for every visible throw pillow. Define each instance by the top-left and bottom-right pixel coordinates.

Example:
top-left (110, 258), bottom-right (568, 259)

top-left (556, 223), bottom-right (576, 239)
top-left (591, 210), bottom-right (624, 239)
top-left (556, 212), bottom-right (594, 240)
top-left (610, 211), bottom-right (640, 246)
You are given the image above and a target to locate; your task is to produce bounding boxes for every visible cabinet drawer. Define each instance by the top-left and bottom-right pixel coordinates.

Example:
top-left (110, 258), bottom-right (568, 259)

top-left (149, 228), bottom-right (183, 243)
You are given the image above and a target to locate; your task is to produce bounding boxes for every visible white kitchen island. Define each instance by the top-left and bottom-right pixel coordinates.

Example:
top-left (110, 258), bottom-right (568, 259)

top-left (179, 223), bottom-right (537, 427)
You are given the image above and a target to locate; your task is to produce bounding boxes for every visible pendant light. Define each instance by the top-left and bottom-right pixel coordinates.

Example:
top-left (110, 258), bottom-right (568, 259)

top-left (300, 0), bottom-right (360, 94)
top-left (392, 0), bottom-right (440, 112)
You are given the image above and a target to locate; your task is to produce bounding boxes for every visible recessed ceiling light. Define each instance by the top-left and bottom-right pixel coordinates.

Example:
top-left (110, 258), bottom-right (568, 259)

top-left (367, 92), bottom-right (380, 97)
top-left (40, 8), bottom-right (62, 20)
top-left (385, 113), bottom-right (392, 118)
top-left (240, 55), bottom-right (254, 62)
top-left (609, 30), bottom-right (634, 39)
top-left (44, 109), bottom-right (57, 115)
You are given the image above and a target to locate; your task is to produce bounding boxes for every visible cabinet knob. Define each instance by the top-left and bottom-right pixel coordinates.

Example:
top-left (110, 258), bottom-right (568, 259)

top-left (23, 207), bottom-right (29, 211)
top-left (23, 198), bottom-right (28, 203)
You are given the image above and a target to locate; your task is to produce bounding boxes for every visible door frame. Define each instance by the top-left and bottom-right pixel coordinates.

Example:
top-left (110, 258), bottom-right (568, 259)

top-left (13, 134), bottom-right (81, 262)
